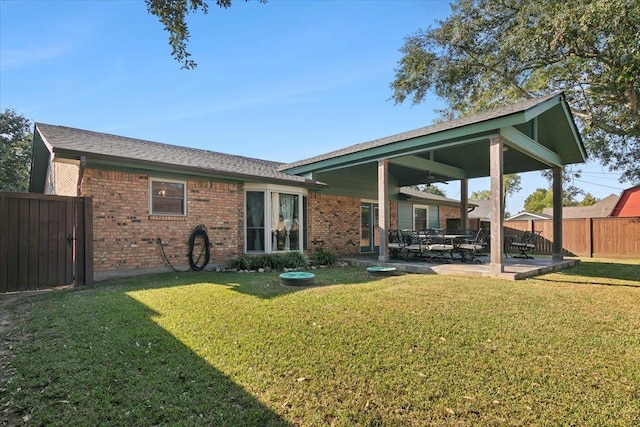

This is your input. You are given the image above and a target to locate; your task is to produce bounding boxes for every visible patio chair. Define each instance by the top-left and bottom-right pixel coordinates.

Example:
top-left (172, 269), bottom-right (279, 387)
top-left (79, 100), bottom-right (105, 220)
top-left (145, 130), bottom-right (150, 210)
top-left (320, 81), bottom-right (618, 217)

top-left (426, 230), bottom-right (456, 262)
top-left (457, 228), bottom-right (489, 263)
top-left (509, 230), bottom-right (542, 259)
top-left (388, 229), bottom-right (406, 259)
top-left (402, 230), bottom-right (428, 260)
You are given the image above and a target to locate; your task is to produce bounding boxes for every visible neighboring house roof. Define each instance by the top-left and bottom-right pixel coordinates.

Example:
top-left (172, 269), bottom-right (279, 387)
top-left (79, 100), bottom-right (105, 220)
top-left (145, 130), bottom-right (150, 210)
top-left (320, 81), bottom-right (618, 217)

top-left (506, 211), bottom-right (552, 221)
top-left (398, 186), bottom-right (472, 207)
top-left (30, 123), bottom-right (326, 192)
top-left (467, 199), bottom-right (491, 220)
top-left (610, 186), bottom-right (640, 217)
top-left (541, 194), bottom-right (619, 219)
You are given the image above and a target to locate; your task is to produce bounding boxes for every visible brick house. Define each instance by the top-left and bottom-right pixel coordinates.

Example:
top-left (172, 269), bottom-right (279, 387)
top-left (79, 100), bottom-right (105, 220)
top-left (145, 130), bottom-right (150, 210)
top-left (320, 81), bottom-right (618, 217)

top-left (29, 124), bottom-right (463, 277)
top-left (30, 93), bottom-right (587, 278)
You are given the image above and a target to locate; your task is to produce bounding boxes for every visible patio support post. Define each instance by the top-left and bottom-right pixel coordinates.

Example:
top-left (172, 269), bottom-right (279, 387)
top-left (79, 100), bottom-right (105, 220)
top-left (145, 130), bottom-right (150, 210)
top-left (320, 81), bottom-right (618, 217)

top-left (489, 136), bottom-right (504, 274)
top-left (460, 178), bottom-right (469, 230)
top-left (377, 159), bottom-right (390, 262)
top-left (552, 166), bottom-right (564, 260)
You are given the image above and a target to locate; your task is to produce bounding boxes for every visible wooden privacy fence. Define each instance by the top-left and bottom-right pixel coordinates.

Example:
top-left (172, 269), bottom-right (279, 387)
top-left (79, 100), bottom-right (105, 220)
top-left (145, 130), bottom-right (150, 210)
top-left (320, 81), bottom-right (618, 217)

top-left (0, 192), bottom-right (93, 293)
top-left (504, 217), bottom-right (640, 259)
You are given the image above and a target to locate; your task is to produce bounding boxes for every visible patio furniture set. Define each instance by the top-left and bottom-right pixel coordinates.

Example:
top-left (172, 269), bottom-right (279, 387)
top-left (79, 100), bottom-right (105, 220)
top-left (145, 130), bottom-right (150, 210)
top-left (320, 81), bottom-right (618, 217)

top-left (388, 228), bottom-right (541, 263)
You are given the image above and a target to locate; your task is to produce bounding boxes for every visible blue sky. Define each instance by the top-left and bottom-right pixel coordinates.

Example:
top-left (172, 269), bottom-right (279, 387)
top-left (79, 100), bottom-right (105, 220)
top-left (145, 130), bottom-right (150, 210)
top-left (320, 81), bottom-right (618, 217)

top-left (0, 0), bottom-right (626, 213)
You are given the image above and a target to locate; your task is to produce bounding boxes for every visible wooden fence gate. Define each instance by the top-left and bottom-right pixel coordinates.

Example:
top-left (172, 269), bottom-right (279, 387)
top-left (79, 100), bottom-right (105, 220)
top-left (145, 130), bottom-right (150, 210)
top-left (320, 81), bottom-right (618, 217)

top-left (0, 192), bottom-right (93, 293)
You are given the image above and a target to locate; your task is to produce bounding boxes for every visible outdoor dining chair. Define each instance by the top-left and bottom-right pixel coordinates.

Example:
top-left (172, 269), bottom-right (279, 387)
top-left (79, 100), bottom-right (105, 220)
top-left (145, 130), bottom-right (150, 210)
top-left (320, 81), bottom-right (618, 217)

top-left (426, 230), bottom-right (456, 262)
top-left (388, 229), bottom-right (406, 259)
top-left (509, 230), bottom-right (542, 259)
top-left (457, 228), bottom-right (489, 263)
top-left (402, 230), bottom-right (428, 260)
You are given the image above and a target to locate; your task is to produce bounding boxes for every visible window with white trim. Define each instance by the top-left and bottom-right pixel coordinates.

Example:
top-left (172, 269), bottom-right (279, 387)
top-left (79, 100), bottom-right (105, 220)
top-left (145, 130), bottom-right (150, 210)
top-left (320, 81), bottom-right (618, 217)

top-left (150, 178), bottom-right (186, 216)
top-left (245, 185), bottom-right (307, 253)
top-left (413, 205), bottom-right (429, 231)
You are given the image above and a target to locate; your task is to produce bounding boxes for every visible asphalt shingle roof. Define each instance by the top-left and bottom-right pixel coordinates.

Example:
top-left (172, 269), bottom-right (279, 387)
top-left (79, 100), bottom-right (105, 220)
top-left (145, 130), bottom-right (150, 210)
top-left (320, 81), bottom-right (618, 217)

top-left (36, 123), bottom-right (324, 187)
top-left (542, 194), bottom-right (619, 219)
top-left (280, 93), bottom-right (560, 171)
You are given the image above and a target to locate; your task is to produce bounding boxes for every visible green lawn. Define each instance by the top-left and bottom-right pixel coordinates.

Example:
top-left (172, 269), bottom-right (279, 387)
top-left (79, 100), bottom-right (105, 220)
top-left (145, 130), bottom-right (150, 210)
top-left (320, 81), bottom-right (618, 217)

top-left (1, 259), bottom-right (639, 426)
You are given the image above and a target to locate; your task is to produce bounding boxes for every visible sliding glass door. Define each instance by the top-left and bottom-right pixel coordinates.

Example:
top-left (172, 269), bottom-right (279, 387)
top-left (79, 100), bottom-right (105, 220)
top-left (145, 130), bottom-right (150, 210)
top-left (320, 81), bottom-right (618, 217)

top-left (360, 202), bottom-right (379, 252)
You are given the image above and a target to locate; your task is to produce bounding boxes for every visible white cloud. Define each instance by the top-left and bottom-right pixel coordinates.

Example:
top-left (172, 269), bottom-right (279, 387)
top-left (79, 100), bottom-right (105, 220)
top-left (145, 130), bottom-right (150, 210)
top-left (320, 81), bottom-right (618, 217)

top-left (1, 43), bottom-right (73, 71)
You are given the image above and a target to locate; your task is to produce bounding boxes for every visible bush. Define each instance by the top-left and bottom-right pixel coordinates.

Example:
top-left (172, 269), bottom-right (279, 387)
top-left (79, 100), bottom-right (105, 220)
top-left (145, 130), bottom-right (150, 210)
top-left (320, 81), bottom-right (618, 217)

top-left (311, 249), bottom-right (338, 267)
top-left (226, 255), bottom-right (252, 271)
top-left (253, 254), bottom-right (288, 271)
top-left (284, 251), bottom-right (310, 269)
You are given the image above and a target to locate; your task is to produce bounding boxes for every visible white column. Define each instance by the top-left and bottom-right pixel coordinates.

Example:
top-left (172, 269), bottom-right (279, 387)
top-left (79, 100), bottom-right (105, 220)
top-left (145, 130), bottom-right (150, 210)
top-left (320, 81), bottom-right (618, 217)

top-left (489, 136), bottom-right (504, 274)
top-left (378, 159), bottom-right (389, 262)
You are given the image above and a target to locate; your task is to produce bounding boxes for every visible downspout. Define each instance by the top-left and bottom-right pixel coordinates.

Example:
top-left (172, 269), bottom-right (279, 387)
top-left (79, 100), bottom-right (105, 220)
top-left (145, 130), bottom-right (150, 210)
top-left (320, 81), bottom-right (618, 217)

top-left (77, 156), bottom-right (86, 197)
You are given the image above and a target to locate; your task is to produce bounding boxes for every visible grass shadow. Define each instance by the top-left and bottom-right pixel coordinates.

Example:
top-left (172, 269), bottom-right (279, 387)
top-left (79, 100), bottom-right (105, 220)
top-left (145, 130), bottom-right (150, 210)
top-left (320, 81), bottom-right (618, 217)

top-left (2, 288), bottom-right (291, 426)
top-left (85, 267), bottom-right (379, 301)
top-left (536, 259), bottom-right (640, 288)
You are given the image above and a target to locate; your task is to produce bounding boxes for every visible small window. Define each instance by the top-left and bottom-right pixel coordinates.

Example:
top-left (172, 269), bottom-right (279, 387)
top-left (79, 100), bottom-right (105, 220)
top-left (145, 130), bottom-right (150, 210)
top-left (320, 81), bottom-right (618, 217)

top-left (150, 179), bottom-right (186, 216)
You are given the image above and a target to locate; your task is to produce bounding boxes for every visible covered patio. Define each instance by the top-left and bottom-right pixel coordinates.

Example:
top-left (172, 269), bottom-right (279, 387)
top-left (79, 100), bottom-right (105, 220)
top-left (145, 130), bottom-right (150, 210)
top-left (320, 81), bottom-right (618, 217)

top-left (282, 93), bottom-right (587, 278)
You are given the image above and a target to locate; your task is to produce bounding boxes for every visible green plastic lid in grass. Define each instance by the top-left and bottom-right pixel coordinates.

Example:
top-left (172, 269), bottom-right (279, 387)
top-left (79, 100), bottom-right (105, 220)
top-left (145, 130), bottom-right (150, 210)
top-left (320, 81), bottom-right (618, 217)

top-left (279, 271), bottom-right (315, 286)
top-left (367, 266), bottom-right (397, 276)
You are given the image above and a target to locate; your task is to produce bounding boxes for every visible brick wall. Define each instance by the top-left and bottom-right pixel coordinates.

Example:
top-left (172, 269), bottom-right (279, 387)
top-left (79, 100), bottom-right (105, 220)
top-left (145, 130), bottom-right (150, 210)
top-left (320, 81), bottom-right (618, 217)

top-left (82, 168), bottom-right (425, 272)
top-left (82, 169), bottom-right (243, 272)
top-left (439, 205), bottom-right (462, 229)
top-left (307, 193), bottom-right (361, 254)
top-left (390, 201), bottom-right (398, 229)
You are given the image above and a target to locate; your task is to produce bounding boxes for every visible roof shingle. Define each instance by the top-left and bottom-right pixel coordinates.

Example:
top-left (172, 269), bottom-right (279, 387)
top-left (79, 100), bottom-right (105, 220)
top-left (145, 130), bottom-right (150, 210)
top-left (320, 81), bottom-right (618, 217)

top-left (36, 123), bottom-right (324, 187)
top-left (280, 93), bottom-right (560, 171)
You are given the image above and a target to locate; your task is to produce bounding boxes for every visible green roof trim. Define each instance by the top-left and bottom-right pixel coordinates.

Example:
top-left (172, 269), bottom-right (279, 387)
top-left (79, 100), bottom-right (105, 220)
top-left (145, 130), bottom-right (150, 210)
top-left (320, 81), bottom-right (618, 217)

top-left (280, 93), bottom-right (586, 180)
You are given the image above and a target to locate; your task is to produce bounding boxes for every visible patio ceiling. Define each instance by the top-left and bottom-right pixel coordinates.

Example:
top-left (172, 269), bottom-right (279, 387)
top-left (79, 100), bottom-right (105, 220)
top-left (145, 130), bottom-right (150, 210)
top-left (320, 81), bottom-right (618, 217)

top-left (281, 93), bottom-right (586, 197)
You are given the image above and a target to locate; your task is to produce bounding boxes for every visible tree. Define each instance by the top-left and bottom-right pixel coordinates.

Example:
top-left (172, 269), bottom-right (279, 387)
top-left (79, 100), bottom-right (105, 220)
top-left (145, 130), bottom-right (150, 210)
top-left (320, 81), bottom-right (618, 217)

top-left (523, 188), bottom-right (553, 213)
top-left (421, 184), bottom-right (447, 197)
top-left (503, 173), bottom-right (521, 209)
top-left (146, 0), bottom-right (267, 69)
top-left (391, 0), bottom-right (640, 184)
top-left (468, 174), bottom-right (520, 204)
top-left (411, 184), bottom-right (447, 197)
top-left (470, 190), bottom-right (490, 200)
top-left (578, 193), bottom-right (599, 206)
top-left (0, 109), bottom-right (32, 192)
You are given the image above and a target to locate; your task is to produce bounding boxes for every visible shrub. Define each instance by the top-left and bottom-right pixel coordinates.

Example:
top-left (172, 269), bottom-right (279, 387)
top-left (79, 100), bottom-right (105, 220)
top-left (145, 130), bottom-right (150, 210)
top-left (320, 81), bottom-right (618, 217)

top-left (255, 253), bottom-right (288, 271)
top-left (311, 249), bottom-right (338, 267)
top-left (284, 251), bottom-right (310, 269)
top-left (226, 255), bottom-right (252, 271)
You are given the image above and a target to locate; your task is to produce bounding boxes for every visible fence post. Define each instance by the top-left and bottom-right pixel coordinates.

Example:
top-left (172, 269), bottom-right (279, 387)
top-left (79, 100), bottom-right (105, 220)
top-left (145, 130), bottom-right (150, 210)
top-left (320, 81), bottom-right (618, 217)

top-left (74, 197), bottom-right (94, 286)
top-left (0, 194), bottom-right (7, 293)
top-left (586, 217), bottom-right (593, 258)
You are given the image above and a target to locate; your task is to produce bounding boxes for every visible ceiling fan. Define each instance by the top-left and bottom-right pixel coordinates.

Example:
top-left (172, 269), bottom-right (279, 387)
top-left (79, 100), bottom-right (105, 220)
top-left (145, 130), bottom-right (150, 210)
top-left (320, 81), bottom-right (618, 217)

top-left (424, 172), bottom-right (448, 186)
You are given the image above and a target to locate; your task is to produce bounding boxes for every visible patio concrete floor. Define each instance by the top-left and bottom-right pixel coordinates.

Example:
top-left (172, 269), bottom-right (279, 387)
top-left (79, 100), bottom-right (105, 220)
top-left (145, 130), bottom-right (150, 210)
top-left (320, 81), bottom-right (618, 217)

top-left (343, 254), bottom-right (579, 281)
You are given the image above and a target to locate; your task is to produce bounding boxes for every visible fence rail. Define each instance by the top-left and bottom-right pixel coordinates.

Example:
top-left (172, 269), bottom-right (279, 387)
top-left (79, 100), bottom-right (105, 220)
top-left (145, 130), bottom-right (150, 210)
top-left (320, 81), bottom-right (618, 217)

top-left (504, 217), bottom-right (640, 259)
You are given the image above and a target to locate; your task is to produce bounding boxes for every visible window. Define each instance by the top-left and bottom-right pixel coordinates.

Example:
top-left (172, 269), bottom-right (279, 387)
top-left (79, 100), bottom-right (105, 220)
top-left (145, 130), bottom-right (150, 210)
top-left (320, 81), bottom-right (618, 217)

top-left (150, 179), bottom-right (186, 216)
top-left (413, 205), bottom-right (429, 230)
top-left (245, 185), bottom-right (307, 253)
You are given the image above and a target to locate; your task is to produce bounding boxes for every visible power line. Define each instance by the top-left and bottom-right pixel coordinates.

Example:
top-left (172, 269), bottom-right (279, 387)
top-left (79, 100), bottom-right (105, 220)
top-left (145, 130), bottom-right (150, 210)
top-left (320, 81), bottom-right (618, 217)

top-left (579, 171), bottom-right (622, 177)
top-left (574, 179), bottom-right (624, 191)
